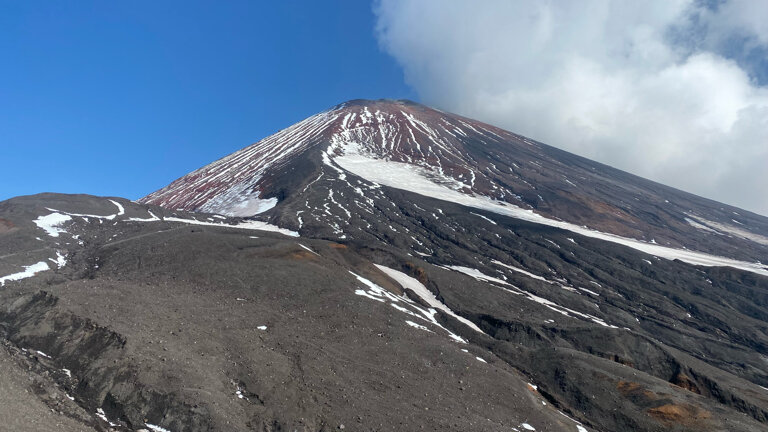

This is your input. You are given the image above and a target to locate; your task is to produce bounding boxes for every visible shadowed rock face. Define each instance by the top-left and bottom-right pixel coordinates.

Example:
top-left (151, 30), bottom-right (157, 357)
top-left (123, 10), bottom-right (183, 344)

top-left (2, 100), bottom-right (768, 431)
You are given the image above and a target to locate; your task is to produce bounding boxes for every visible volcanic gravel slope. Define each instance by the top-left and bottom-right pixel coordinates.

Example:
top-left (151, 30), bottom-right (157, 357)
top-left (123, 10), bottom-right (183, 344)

top-left (0, 195), bottom-right (590, 432)
top-left (1, 100), bottom-right (768, 431)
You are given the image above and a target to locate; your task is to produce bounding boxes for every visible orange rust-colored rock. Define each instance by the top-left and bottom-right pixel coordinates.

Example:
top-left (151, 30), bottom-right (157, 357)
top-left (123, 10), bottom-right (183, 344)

top-left (671, 372), bottom-right (701, 394)
top-left (647, 403), bottom-right (711, 426)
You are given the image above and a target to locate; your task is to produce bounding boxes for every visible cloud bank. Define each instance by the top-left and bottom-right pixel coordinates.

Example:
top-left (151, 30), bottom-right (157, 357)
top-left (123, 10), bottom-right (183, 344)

top-left (374, 0), bottom-right (768, 216)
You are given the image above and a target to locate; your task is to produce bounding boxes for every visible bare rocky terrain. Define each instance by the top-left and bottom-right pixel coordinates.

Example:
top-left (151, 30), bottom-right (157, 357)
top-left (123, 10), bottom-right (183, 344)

top-left (2, 100), bottom-right (768, 431)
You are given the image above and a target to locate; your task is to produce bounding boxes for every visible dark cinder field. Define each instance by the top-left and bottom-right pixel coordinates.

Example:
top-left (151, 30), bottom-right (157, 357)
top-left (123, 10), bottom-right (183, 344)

top-left (1, 193), bottom-right (768, 431)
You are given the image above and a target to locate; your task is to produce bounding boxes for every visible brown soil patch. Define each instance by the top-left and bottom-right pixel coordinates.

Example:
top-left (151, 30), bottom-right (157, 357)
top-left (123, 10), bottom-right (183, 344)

top-left (648, 403), bottom-right (711, 426)
top-left (329, 243), bottom-right (347, 249)
top-left (618, 381), bottom-right (642, 395)
top-left (403, 262), bottom-right (429, 285)
top-left (617, 381), bottom-right (655, 400)
top-left (618, 381), bottom-right (712, 427)
top-left (288, 251), bottom-right (318, 260)
top-left (0, 218), bottom-right (16, 234)
top-left (671, 372), bottom-right (701, 394)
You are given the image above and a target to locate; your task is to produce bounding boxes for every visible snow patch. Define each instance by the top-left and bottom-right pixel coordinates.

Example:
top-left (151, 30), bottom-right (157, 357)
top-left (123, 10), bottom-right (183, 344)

top-left (375, 264), bottom-right (484, 334)
top-left (34, 213), bottom-right (72, 237)
top-left (470, 212), bottom-right (497, 225)
top-left (405, 320), bottom-right (432, 332)
top-left (227, 196), bottom-right (278, 217)
top-left (445, 266), bottom-right (511, 286)
top-left (96, 408), bottom-right (117, 427)
top-left (51, 251), bottom-right (67, 269)
top-left (578, 287), bottom-right (600, 296)
top-left (163, 217), bottom-right (299, 237)
top-left (687, 214), bottom-right (768, 246)
top-left (44, 200), bottom-right (123, 221)
top-left (491, 260), bottom-right (549, 283)
top-left (109, 199), bottom-right (125, 215)
top-left (298, 244), bottom-right (319, 255)
top-left (128, 211), bottom-right (161, 222)
top-left (351, 271), bottom-right (467, 343)
top-left (0, 261), bottom-right (50, 286)
top-left (36, 350), bottom-right (51, 358)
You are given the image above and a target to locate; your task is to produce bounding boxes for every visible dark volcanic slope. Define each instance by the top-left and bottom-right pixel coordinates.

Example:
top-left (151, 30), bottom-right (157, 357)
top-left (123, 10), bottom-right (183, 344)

top-left (1, 194), bottom-right (592, 432)
top-left (2, 185), bottom-right (768, 432)
top-left (141, 99), bottom-right (768, 262)
top-left (3, 100), bottom-right (768, 432)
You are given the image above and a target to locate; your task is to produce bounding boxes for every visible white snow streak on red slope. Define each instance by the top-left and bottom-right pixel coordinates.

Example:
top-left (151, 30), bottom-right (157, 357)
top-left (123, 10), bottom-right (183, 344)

top-left (141, 101), bottom-right (522, 216)
top-left (141, 110), bottom-right (342, 216)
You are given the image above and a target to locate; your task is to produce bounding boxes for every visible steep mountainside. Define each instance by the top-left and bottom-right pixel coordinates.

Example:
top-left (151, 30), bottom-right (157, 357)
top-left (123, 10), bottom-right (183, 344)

top-left (141, 100), bottom-right (768, 263)
top-left (2, 100), bottom-right (768, 432)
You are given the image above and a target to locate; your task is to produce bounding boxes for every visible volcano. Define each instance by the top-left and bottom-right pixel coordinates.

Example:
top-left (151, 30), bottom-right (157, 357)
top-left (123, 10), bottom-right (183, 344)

top-left (2, 99), bottom-right (768, 432)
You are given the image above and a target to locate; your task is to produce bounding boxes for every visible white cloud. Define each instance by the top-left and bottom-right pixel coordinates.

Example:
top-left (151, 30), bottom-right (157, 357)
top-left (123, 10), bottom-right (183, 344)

top-left (374, 0), bottom-right (768, 216)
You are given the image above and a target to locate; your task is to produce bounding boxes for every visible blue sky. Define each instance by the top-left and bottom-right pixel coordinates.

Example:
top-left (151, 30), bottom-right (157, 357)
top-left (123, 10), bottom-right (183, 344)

top-left (2, 1), bottom-right (766, 215)
top-left (0, 1), bottom-right (413, 201)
